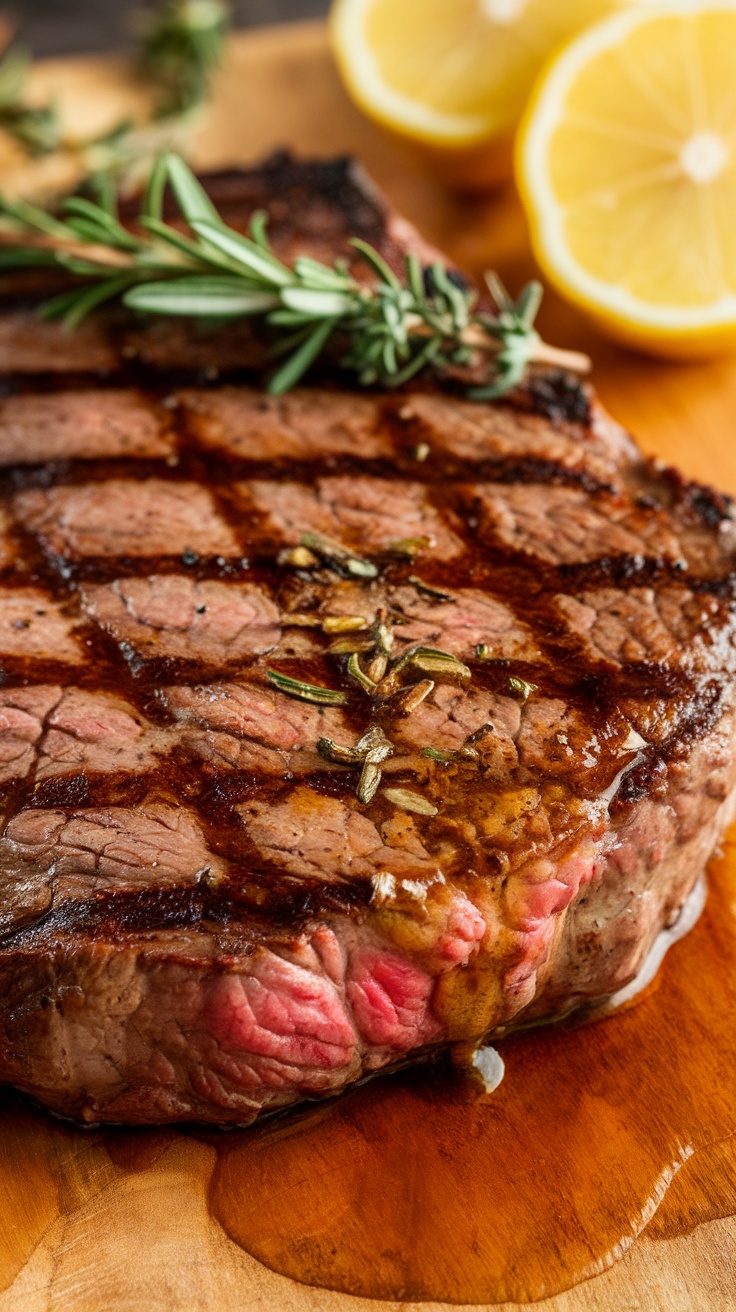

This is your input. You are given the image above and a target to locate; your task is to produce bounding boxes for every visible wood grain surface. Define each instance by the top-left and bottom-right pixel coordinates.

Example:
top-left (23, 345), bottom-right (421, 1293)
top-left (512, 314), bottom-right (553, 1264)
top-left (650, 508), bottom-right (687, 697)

top-left (0, 20), bottom-right (735, 1312)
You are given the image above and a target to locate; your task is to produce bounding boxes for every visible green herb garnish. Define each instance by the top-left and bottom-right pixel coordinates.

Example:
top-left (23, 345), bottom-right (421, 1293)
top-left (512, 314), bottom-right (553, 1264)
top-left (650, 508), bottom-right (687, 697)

top-left (0, 46), bottom-right (60, 157)
top-left (318, 727), bottom-right (394, 803)
top-left (140, 0), bottom-right (230, 119)
top-left (508, 675), bottom-right (539, 701)
top-left (300, 532), bottom-right (378, 579)
top-left (0, 3), bottom-right (229, 185)
top-left (409, 576), bottom-right (455, 603)
top-left (422, 745), bottom-right (478, 763)
top-left (347, 651), bottom-right (378, 693)
top-left (0, 153), bottom-right (589, 398)
top-left (383, 787), bottom-right (438, 817)
top-left (401, 646), bottom-right (471, 679)
top-left (267, 670), bottom-right (348, 705)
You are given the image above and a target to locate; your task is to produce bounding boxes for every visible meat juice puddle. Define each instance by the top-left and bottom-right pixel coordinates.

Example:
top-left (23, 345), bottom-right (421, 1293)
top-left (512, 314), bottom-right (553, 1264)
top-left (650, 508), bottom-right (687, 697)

top-left (205, 841), bottom-right (736, 1305)
top-left (0, 846), bottom-right (735, 1304)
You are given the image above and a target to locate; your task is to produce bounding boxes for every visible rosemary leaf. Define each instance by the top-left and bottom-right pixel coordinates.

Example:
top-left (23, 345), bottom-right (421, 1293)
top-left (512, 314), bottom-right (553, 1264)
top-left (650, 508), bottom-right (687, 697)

top-left (383, 787), bottom-right (438, 817)
top-left (406, 251), bottom-right (425, 301)
top-left (385, 536), bottom-right (431, 558)
top-left (356, 726), bottom-right (394, 760)
top-left (372, 614), bottom-right (395, 654)
top-left (268, 316), bottom-right (340, 395)
top-left (351, 237), bottom-right (401, 290)
top-left (347, 652), bottom-right (377, 692)
top-left (52, 274), bottom-right (137, 329)
top-left (508, 675), bottom-right (539, 701)
top-left (357, 760), bottom-right (383, 805)
top-left (281, 287), bottom-right (357, 318)
top-left (422, 745), bottom-right (478, 764)
top-left (277, 545), bottom-right (319, 569)
top-left (62, 197), bottom-right (140, 251)
top-left (0, 47), bottom-right (60, 157)
top-left (249, 210), bottom-right (270, 250)
top-left (124, 277), bottom-right (280, 317)
top-left (394, 678), bottom-right (435, 713)
top-left (317, 737), bottom-right (364, 765)
top-left (191, 218), bottom-right (293, 285)
top-left (515, 280), bottom-right (544, 326)
top-left (329, 635), bottom-right (374, 654)
top-left (293, 256), bottom-right (354, 291)
top-left (322, 615), bottom-right (369, 633)
top-left (0, 194), bottom-right (73, 239)
top-left (164, 150), bottom-right (220, 224)
top-left (408, 576), bottom-right (455, 603)
top-left (143, 154), bottom-right (170, 222)
top-left (410, 647), bottom-right (471, 679)
top-left (388, 334), bottom-right (443, 388)
top-left (138, 215), bottom-right (238, 270)
top-left (280, 612), bottom-right (320, 628)
top-left (267, 669), bottom-right (348, 705)
top-left (299, 532), bottom-right (378, 579)
top-left (365, 651), bottom-right (389, 684)
top-left (0, 247), bottom-right (61, 269)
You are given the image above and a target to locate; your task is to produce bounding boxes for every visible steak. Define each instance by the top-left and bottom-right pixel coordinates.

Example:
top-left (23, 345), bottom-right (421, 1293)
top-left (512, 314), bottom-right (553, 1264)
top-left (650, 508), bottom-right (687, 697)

top-left (0, 156), bottom-right (735, 1126)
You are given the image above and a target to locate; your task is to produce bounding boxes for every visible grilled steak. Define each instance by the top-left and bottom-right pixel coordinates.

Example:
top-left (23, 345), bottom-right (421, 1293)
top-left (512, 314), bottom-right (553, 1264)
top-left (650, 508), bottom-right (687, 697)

top-left (0, 157), bottom-right (735, 1126)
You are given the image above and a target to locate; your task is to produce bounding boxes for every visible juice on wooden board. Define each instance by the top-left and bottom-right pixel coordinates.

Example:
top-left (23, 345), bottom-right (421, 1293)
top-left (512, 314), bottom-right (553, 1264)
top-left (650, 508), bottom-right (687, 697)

top-left (0, 835), bottom-right (734, 1305)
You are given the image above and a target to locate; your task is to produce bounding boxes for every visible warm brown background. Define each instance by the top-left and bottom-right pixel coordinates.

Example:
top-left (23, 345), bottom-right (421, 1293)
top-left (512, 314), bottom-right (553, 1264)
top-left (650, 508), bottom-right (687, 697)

top-left (17, 0), bottom-right (330, 57)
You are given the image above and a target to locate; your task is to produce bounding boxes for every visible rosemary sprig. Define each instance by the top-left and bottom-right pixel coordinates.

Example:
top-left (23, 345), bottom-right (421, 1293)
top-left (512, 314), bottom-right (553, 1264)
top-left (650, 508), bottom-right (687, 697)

top-left (139, 0), bottom-right (230, 119)
top-left (0, 45), bottom-right (60, 157)
top-left (0, 2), bottom-right (229, 188)
top-left (0, 153), bottom-right (590, 398)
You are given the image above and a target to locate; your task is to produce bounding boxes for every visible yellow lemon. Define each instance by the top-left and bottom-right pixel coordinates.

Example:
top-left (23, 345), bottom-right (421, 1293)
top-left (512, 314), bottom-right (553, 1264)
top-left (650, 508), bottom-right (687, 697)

top-left (516, 2), bottom-right (736, 356)
top-left (330, 0), bottom-right (628, 185)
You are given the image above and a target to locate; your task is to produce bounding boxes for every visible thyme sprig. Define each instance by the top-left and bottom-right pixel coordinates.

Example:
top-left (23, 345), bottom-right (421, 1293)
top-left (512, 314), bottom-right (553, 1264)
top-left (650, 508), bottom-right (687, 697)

top-left (0, 153), bottom-right (590, 397)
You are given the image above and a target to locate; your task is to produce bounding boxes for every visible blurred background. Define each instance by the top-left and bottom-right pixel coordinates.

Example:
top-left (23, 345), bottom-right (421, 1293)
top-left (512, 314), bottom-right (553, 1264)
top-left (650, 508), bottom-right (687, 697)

top-left (17, 0), bottom-right (330, 56)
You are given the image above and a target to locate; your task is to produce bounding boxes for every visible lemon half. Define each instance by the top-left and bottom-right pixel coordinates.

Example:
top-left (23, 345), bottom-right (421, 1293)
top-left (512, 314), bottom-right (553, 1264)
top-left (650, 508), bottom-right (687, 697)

top-left (330, 0), bottom-right (628, 150)
top-left (517, 1), bottom-right (736, 356)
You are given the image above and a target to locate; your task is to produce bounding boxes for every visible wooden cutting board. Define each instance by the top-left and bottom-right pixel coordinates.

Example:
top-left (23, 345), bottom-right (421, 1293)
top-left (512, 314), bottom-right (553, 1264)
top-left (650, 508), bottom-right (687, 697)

top-left (1, 20), bottom-right (735, 1312)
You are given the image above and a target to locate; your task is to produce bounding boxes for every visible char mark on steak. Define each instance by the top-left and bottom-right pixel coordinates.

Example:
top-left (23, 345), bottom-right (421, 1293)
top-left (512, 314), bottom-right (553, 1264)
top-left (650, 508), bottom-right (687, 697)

top-left (0, 159), bottom-right (734, 1126)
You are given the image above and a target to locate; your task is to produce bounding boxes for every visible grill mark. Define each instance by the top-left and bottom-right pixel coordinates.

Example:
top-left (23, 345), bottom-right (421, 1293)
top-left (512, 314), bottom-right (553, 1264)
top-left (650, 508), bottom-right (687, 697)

top-left (558, 554), bottom-right (687, 589)
top-left (0, 864), bottom-right (373, 952)
top-left (0, 176), bottom-right (734, 890)
top-left (521, 370), bottom-right (593, 428)
top-left (2, 495), bottom-right (731, 691)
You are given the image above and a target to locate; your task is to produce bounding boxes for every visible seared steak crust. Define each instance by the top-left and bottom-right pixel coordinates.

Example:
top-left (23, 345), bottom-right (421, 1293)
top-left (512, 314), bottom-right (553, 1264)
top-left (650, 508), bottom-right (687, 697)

top-left (0, 160), bottom-right (735, 1125)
